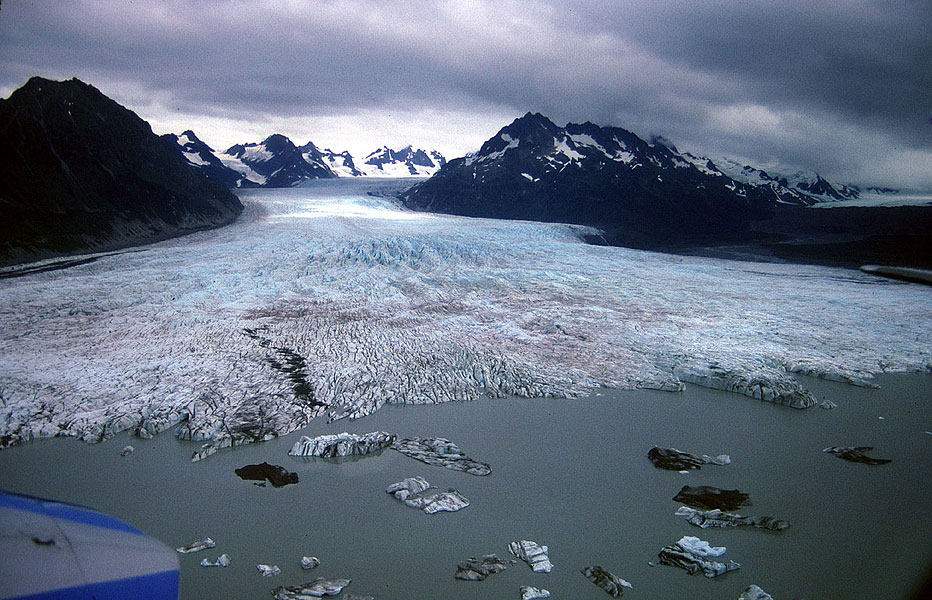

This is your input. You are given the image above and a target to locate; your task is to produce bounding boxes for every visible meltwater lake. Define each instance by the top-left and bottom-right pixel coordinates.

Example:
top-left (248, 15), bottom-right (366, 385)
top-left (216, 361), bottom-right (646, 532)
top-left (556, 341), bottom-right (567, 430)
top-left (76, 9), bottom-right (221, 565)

top-left (2, 373), bottom-right (931, 599)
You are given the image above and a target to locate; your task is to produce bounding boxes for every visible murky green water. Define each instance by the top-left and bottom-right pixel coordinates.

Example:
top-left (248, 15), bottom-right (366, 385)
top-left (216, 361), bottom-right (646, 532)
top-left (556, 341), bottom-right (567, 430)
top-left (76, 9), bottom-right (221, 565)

top-left (1, 374), bottom-right (931, 599)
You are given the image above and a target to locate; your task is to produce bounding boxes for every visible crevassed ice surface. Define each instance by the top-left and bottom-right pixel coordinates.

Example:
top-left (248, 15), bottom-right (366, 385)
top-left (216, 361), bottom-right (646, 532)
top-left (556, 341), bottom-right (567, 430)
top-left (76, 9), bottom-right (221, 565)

top-left (1, 179), bottom-right (930, 449)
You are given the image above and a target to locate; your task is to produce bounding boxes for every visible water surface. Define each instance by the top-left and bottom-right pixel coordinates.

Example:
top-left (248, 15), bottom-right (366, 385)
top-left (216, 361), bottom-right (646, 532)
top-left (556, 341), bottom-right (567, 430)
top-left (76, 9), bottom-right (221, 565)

top-left (1, 373), bottom-right (930, 599)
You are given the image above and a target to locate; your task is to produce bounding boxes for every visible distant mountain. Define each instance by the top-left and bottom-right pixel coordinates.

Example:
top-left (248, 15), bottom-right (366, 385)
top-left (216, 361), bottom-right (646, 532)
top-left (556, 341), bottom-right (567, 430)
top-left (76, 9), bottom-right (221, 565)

top-left (679, 154), bottom-right (860, 205)
top-left (0, 77), bottom-right (243, 266)
top-left (221, 134), bottom-right (337, 187)
top-left (163, 130), bottom-right (241, 188)
top-left (300, 142), bottom-right (365, 177)
top-left (400, 112), bottom-right (777, 247)
top-left (361, 146), bottom-right (446, 177)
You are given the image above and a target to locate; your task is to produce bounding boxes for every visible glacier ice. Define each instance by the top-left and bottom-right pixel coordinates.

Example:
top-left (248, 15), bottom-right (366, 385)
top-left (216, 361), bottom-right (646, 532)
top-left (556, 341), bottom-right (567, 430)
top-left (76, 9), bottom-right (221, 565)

top-left (1, 179), bottom-right (930, 453)
top-left (509, 540), bottom-right (553, 573)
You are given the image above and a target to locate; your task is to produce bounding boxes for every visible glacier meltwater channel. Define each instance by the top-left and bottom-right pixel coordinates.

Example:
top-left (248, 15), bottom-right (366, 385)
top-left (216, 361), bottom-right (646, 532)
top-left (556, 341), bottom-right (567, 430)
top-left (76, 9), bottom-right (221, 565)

top-left (1, 178), bottom-right (930, 454)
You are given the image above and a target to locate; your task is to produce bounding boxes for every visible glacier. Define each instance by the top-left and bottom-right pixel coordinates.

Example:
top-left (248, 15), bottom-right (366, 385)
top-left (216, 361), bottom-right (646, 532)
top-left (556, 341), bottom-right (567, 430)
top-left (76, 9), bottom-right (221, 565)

top-left (1, 178), bottom-right (930, 452)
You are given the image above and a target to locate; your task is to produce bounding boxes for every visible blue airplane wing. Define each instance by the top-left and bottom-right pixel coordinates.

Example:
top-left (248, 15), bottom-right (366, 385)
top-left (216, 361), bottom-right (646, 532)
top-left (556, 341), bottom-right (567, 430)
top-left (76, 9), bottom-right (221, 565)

top-left (0, 491), bottom-right (179, 600)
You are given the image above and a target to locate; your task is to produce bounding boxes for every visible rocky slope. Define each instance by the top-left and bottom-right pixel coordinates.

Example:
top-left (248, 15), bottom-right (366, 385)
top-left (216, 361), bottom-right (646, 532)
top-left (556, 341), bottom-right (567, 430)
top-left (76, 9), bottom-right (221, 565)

top-left (222, 134), bottom-right (337, 187)
top-left (0, 77), bottom-right (243, 266)
top-left (400, 112), bottom-right (779, 248)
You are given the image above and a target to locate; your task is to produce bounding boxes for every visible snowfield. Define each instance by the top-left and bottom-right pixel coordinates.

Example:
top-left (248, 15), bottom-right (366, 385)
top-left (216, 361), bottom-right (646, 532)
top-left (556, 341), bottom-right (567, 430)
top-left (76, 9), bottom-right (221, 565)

top-left (1, 179), bottom-right (930, 454)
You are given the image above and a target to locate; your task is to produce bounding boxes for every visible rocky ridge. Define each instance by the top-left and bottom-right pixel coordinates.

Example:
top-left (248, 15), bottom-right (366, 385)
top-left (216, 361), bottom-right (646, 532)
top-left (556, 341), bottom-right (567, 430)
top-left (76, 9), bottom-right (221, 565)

top-left (0, 77), bottom-right (243, 266)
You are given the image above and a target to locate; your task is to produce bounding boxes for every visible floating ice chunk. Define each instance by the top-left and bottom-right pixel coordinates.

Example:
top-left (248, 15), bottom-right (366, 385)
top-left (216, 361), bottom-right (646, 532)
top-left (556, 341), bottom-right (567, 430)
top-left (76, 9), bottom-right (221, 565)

top-left (456, 554), bottom-right (508, 580)
top-left (257, 564), bottom-right (281, 577)
top-left (200, 553), bottom-right (230, 567)
top-left (675, 506), bottom-right (789, 531)
top-left (674, 535), bottom-right (725, 558)
top-left (385, 476), bottom-right (430, 501)
top-left (386, 476), bottom-right (469, 513)
top-left (581, 565), bottom-right (632, 597)
top-left (289, 431), bottom-right (395, 457)
top-left (658, 536), bottom-right (740, 578)
top-left (301, 556), bottom-right (320, 569)
top-left (647, 447), bottom-right (730, 470)
top-left (392, 437), bottom-right (491, 475)
top-left (176, 537), bottom-right (215, 553)
top-left (822, 446), bottom-right (891, 465)
top-left (820, 400), bottom-right (838, 409)
top-left (120, 445), bottom-right (134, 456)
top-left (272, 577), bottom-right (351, 598)
top-left (739, 585), bottom-right (774, 600)
top-left (521, 586), bottom-right (550, 599)
top-left (509, 540), bottom-right (553, 573)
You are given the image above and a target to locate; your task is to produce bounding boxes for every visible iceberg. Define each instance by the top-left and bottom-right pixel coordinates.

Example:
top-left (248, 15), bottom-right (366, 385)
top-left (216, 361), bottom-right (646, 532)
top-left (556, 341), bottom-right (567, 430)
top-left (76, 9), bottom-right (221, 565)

top-left (658, 536), bottom-right (741, 578)
top-left (271, 577), bottom-right (351, 598)
top-left (391, 437), bottom-right (491, 475)
top-left (455, 554), bottom-right (509, 581)
top-left (288, 431), bottom-right (395, 457)
top-left (385, 476), bottom-right (469, 514)
top-left (581, 565), bottom-right (633, 597)
top-left (175, 537), bottom-right (215, 554)
top-left (508, 540), bottom-right (553, 573)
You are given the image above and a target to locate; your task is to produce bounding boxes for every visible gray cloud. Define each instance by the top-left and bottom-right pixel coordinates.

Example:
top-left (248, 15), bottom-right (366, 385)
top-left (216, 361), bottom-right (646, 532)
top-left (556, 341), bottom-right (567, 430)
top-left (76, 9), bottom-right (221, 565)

top-left (1, 0), bottom-right (930, 187)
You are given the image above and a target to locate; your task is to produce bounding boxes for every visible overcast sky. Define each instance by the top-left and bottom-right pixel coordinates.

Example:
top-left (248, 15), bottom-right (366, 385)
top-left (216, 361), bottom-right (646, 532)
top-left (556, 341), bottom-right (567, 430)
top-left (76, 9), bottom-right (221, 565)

top-left (1, 0), bottom-right (930, 188)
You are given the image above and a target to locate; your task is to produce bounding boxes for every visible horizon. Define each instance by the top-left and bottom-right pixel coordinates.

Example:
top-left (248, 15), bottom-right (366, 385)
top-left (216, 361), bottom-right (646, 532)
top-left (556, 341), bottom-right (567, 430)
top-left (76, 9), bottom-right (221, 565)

top-left (1, 1), bottom-right (931, 189)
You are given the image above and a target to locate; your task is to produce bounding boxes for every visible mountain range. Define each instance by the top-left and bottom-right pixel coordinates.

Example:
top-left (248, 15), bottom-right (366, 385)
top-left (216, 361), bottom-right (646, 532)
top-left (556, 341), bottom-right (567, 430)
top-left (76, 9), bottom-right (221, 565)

top-left (2, 77), bottom-right (928, 269)
top-left (166, 131), bottom-right (446, 188)
top-left (401, 112), bottom-right (932, 265)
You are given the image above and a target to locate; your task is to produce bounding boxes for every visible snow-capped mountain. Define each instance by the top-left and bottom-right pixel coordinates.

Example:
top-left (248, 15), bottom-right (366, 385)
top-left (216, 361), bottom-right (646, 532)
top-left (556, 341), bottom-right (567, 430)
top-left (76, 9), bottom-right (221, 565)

top-left (219, 134), bottom-right (336, 187)
top-left (163, 130), bottom-right (241, 188)
top-left (401, 112), bottom-right (778, 247)
top-left (361, 146), bottom-right (446, 177)
top-left (679, 153), bottom-right (860, 205)
top-left (299, 142), bottom-right (365, 177)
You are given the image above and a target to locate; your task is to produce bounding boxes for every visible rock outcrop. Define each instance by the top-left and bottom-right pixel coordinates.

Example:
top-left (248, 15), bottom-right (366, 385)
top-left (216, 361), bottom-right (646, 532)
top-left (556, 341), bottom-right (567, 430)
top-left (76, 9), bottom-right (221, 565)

top-left (0, 77), bottom-right (242, 266)
top-left (289, 431), bottom-right (396, 457)
top-left (658, 536), bottom-right (741, 578)
top-left (673, 485), bottom-right (752, 512)
top-left (675, 506), bottom-right (789, 531)
top-left (647, 447), bottom-right (730, 470)
top-left (580, 565), bottom-right (633, 597)
top-left (391, 437), bottom-right (491, 475)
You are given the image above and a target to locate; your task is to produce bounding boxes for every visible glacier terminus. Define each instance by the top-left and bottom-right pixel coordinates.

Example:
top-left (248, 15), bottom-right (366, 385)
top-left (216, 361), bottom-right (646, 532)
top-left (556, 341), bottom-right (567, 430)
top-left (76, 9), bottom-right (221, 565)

top-left (1, 178), bottom-right (930, 454)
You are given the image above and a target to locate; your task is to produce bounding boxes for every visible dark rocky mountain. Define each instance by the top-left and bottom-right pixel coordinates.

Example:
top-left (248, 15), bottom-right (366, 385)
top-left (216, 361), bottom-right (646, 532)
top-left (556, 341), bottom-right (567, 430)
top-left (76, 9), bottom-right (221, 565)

top-left (0, 77), bottom-right (243, 266)
top-left (363, 145), bottom-right (446, 176)
top-left (223, 134), bottom-right (336, 187)
top-left (401, 112), bottom-right (778, 248)
top-left (163, 130), bottom-right (242, 188)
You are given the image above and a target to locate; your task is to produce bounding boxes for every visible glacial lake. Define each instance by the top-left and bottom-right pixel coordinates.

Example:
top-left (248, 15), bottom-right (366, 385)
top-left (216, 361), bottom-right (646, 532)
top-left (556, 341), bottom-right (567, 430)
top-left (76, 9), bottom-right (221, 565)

top-left (1, 373), bottom-right (930, 599)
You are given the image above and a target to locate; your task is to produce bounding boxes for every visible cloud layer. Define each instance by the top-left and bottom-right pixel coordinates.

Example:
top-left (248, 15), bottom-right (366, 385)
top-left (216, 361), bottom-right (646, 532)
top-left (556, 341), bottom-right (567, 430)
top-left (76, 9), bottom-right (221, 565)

top-left (1, 0), bottom-right (930, 187)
